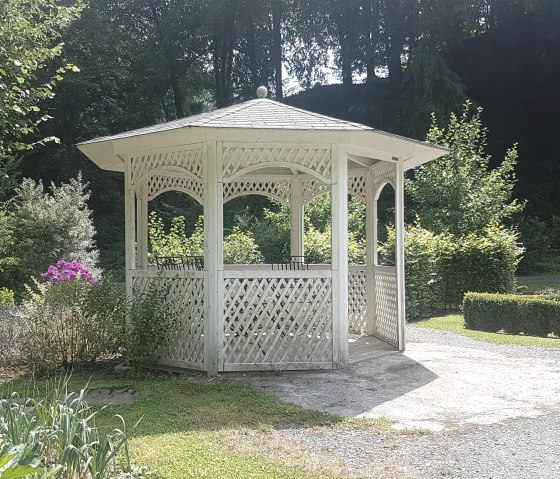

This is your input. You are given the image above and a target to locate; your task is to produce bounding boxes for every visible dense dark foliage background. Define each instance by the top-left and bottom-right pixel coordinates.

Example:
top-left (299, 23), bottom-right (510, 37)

top-left (13, 0), bottom-right (560, 272)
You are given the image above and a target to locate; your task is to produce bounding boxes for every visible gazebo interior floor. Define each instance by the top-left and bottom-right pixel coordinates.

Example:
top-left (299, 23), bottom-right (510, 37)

top-left (348, 334), bottom-right (396, 364)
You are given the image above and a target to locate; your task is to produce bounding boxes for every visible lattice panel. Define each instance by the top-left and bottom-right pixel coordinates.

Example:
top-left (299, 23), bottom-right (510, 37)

top-left (374, 268), bottom-right (398, 347)
top-left (222, 146), bottom-right (331, 181)
top-left (131, 146), bottom-right (204, 186)
top-left (131, 275), bottom-right (205, 369)
top-left (348, 174), bottom-right (366, 201)
top-left (223, 277), bottom-right (333, 368)
top-left (372, 163), bottom-right (396, 196)
top-left (348, 269), bottom-right (367, 334)
top-left (302, 179), bottom-right (330, 205)
top-left (223, 180), bottom-right (291, 205)
top-left (146, 175), bottom-right (204, 203)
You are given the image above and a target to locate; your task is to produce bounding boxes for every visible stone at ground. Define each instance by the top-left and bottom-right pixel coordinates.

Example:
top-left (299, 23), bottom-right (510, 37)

top-left (85, 388), bottom-right (137, 405)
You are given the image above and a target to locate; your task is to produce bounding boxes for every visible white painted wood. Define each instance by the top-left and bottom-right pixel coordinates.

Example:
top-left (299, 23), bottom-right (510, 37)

top-left (136, 185), bottom-right (148, 270)
top-left (365, 169), bottom-right (376, 336)
top-left (203, 141), bottom-right (223, 376)
top-left (223, 362), bottom-right (333, 372)
top-left (290, 177), bottom-right (304, 257)
top-left (395, 158), bottom-right (406, 352)
top-left (331, 144), bottom-right (349, 367)
top-left (224, 269), bottom-right (332, 279)
top-left (124, 155), bottom-right (136, 274)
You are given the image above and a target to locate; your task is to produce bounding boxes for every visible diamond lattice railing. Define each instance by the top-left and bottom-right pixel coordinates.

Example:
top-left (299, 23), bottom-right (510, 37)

top-left (348, 268), bottom-right (367, 334)
top-left (223, 277), bottom-right (333, 369)
top-left (373, 267), bottom-right (398, 347)
top-left (132, 275), bottom-right (205, 369)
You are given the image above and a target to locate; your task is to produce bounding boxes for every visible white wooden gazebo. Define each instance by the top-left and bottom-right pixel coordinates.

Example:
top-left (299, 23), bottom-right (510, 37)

top-left (78, 91), bottom-right (447, 376)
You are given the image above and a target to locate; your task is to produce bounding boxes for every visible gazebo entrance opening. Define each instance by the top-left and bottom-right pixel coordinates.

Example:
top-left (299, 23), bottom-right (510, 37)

top-left (77, 96), bottom-right (448, 376)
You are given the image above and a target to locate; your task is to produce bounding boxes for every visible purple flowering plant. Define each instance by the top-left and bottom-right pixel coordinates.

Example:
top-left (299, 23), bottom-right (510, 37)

top-left (40, 260), bottom-right (97, 286)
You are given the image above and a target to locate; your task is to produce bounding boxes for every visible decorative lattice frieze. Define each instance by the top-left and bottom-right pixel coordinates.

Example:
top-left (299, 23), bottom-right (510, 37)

top-left (302, 179), bottom-right (330, 205)
top-left (348, 268), bottom-right (367, 334)
top-left (131, 145), bottom-right (204, 186)
top-left (131, 275), bottom-right (205, 369)
top-left (223, 180), bottom-right (291, 205)
top-left (223, 277), bottom-right (333, 369)
top-left (348, 174), bottom-right (366, 201)
top-left (373, 267), bottom-right (398, 347)
top-left (372, 163), bottom-right (396, 197)
top-left (222, 146), bottom-right (331, 181)
top-left (146, 175), bottom-right (204, 203)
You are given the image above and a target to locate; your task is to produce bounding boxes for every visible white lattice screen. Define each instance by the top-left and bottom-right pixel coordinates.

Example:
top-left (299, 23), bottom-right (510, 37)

top-left (130, 145), bottom-right (204, 186)
top-left (301, 179), bottom-right (330, 205)
top-left (348, 174), bottom-right (366, 201)
top-left (348, 267), bottom-right (367, 334)
top-left (223, 180), bottom-right (291, 205)
top-left (373, 267), bottom-right (398, 347)
top-left (223, 277), bottom-right (333, 370)
top-left (147, 175), bottom-right (204, 203)
top-left (131, 274), bottom-right (205, 370)
top-left (222, 146), bottom-right (332, 181)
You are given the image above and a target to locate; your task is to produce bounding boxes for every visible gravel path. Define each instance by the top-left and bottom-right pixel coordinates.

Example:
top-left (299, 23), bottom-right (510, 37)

top-left (240, 326), bottom-right (560, 478)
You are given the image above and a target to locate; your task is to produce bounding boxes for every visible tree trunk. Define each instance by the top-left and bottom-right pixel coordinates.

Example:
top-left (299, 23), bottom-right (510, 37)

top-left (272, 0), bottom-right (283, 99)
top-left (170, 73), bottom-right (185, 118)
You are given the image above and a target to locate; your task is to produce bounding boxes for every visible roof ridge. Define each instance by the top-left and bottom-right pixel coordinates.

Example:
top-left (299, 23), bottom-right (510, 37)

top-left (273, 99), bottom-right (372, 129)
top-left (195, 100), bottom-right (257, 125)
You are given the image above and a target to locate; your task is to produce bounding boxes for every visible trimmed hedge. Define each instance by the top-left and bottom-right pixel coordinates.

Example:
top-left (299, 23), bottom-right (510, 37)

top-left (464, 292), bottom-right (560, 337)
top-left (381, 225), bottom-right (521, 319)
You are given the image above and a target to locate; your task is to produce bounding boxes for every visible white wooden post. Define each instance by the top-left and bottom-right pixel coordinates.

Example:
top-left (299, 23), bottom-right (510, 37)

top-left (124, 155), bottom-right (136, 295)
top-left (290, 177), bottom-right (304, 258)
top-left (331, 144), bottom-right (349, 367)
top-left (204, 141), bottom-right (224, 376)
top-left (395, 158), bottom-right (406, 352)
top-left (365, 169), bottom-right (376, 336)
top-left (136, 185), bottom-right (148, 270)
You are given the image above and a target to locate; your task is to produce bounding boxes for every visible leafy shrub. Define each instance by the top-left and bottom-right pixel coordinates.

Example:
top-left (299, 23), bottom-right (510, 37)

top-left (125, 279), bottom-right (171, 367)
top-left (20, 263), bottom-right (125, 371)
top-left (0, 287), bottom-right (14, 306)
top-left (0, 377), bottom-right (134, 479)
top-left (464, 292), bottom-right (560, 338)
top-left (7, 176), bottom-right (99, 293)
top-left (149, 213), bottom-right (265, 264)
top-left (223, 227), bottom-right (264, 264)
top-left (381, 224), bottom-right (522, 318)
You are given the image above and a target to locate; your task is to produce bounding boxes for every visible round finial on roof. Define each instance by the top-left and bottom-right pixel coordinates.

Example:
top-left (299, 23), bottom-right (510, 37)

top-left (256, 86), bottom-right (268, 98)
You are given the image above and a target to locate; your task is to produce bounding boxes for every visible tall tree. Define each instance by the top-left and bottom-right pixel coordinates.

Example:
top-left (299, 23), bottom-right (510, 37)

top-left (407, 102), bottom-right (524, 235)
top-left (0, 0), bottom-right (82, 200)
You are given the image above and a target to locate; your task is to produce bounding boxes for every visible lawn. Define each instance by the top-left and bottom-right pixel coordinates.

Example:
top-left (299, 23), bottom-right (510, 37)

top-left (516, 276), bottom-right (560, 291)
top-left (410, 313), bottom-right (560, 347)
top-left (0, 370), bottom-right (350, 479)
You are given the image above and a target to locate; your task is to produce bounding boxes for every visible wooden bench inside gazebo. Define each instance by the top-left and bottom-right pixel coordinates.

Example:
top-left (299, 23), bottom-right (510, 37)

top-left (78, 89), bottom-right (447, 376)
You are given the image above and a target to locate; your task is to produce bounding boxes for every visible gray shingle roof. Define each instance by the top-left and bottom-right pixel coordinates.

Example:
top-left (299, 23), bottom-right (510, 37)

top-left (79, 99), bottom-right (373, 145)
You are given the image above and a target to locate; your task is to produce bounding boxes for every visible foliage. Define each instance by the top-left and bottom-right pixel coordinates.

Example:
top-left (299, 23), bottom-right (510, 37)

top-left (0, 0), bottom-right (82, 200)
top-left (125, 280), bottom-right (171, 368)
top-left (20, 269), bottom-right (125, 371)
top-left (464, 292), bottom-right (560, 338)
top-left (381, 224), bottom-right (522, 318)
top-left (0, 377), bottom-right (133, 479)
top-left (0, 288), bottom-right (14, 307)
top-left (406, 101), bottom-right (524, 236)
top-left (148, 213), bottom-right (265, 265)
top-left (4, 175), bottom-right (99, 294)
top-left (223, 227), bottom-right (264, 264)
top-left (517, 215), bottom-right (560, 274)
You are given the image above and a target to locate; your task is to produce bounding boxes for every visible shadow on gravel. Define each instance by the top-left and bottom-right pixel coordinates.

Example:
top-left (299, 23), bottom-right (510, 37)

top-left (241, 350), bottom-right (439, 418)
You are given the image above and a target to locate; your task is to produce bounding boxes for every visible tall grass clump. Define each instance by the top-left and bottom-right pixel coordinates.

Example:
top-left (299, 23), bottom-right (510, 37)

top-left (0, 376), bottom-right (136, 479)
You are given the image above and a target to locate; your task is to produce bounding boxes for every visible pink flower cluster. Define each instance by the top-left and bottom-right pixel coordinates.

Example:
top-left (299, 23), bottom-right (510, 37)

top-left (40, 260), bottom-right (97, 285)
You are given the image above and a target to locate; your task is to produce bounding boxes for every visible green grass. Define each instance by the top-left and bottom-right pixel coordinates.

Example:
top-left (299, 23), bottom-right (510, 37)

top-left (1, 370), bottom-right (348, 479)
top-left (411, 313), bottom-right (560, 347)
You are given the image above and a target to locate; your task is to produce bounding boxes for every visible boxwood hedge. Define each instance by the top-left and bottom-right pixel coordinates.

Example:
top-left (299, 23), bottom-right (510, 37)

top-left (464, 292), bottom-right (560, 337)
